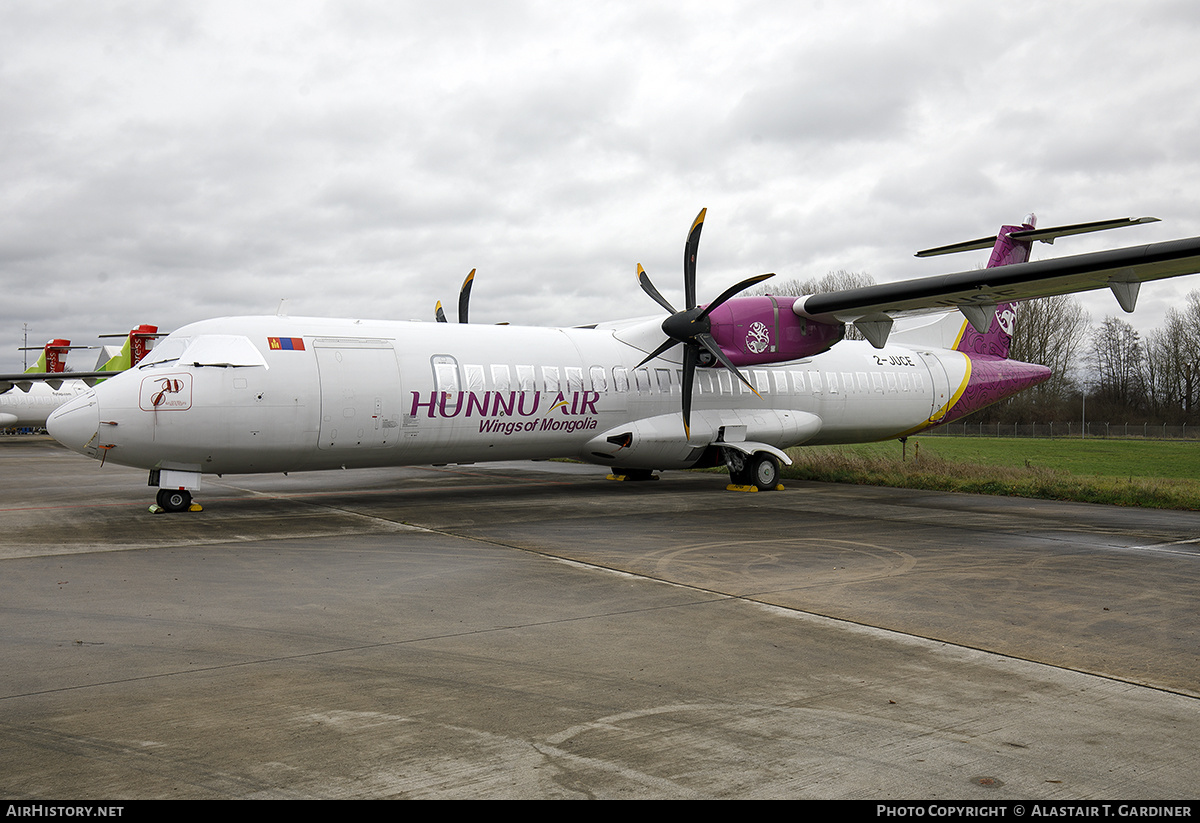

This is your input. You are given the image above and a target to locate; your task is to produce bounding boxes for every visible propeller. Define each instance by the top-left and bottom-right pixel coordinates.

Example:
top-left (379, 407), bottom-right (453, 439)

top-left (634, 208), bottom-right (774, 437)
top-left (435, 269), bottom-right (476, 323)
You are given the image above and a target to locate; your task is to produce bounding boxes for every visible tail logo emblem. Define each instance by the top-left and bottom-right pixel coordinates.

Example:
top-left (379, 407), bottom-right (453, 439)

top-left (997, 307), bottom-right (1016, 336)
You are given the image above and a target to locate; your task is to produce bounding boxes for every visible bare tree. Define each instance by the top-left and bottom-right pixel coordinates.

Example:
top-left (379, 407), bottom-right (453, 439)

top-left (1008, 295), bottom-right (1090, 403)
top-left (1142, 291), bottom-right (1200, 422)
top-left (755, 269), bottom-right (876, 296)
top-left (1091, 316), bottom-right (1145, 412)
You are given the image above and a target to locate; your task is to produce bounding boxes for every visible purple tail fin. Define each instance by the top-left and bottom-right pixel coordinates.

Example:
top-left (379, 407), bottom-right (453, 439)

top-left (953, 214), bottom-right (1036, 359)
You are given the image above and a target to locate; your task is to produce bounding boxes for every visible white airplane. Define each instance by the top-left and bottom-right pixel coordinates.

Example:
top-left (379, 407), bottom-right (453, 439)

top-left (47, 212), bottom-right (1200, 513)
top-left (1, 326), bottom-right (160, 429)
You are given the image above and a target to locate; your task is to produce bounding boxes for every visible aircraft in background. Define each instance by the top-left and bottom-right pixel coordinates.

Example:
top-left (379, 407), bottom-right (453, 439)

top-left (1, 326), bottom-right (160, 430)
top-left (46, 212), bottom-right (1200, 512)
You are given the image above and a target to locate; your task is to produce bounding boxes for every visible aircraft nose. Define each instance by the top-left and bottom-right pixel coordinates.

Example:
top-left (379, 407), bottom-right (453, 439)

top-left (47, 391), bottom-right (100, 455)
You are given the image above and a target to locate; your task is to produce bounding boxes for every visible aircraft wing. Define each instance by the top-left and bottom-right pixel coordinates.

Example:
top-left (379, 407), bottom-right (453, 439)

top-left (796, 235), bottom-right (1200, 322)
top-left (0, 371), bottom-right (115, 394)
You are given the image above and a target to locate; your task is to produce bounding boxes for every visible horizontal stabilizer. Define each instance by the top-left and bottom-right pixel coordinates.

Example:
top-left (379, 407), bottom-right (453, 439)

top-left (915, 217), bottom-right (1159, 258)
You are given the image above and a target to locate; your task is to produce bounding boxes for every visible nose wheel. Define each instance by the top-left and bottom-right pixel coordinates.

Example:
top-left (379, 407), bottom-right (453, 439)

top-left (156, 488), bottom-right (193, 513)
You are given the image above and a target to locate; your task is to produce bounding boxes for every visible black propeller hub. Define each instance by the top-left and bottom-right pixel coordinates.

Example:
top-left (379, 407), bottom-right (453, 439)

top-left (661, 307), bottom-right (708, 342)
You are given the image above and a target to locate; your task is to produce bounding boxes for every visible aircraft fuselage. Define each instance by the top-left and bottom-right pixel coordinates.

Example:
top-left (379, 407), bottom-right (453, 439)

top-left (47, 314), bottom-right (1047, 479)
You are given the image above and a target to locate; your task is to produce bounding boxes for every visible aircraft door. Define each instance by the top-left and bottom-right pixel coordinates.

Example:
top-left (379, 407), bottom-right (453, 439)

top-left (315, 340), bottom-right (402, 450)
top-left (916, 351), bottom-right (952, 424)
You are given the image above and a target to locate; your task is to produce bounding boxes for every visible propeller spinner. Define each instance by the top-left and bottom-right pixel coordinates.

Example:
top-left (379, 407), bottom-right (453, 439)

top-left (635, 209), bottom-right (774, 437)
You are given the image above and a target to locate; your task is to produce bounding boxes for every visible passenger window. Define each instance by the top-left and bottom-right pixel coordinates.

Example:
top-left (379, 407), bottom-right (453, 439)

top-left (492, 364), bottom-right (512, 392)
top-left (464, 364), bottom-right (485, 392)
top-left (517, 365), bottom-right (537, 391)
top-left (566, 367), bottom-right (583, 393)
top-left (655, 368), bottom-right (673, 393)
top-left (613, 366), bottom-right (629, 392)
top-left (634, 368), bottom-right (651, 393)
top-left (590, 366), bottom-right (608, 392)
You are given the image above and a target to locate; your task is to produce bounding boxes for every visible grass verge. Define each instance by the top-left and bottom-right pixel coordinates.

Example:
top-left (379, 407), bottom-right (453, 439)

top-left (782, 438), bottom-right (1200, 510)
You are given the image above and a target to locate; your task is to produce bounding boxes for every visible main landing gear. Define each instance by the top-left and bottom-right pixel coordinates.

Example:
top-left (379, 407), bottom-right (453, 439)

top-left (724, 449), bottom-right (783, 493)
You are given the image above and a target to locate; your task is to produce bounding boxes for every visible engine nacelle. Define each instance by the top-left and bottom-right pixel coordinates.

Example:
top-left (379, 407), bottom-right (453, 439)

top-left (705, 295), bottom-right (843, 366)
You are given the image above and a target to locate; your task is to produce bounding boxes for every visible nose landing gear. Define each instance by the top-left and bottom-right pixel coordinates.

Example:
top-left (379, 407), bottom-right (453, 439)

top-left (153, 488), bottom-right (201, 513)
top-left (149, 469), bottom-right (203, 513)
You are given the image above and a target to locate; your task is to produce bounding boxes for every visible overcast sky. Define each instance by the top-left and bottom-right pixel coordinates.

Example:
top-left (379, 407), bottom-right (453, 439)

top-left (4, 0), bottom-right (1200, 372)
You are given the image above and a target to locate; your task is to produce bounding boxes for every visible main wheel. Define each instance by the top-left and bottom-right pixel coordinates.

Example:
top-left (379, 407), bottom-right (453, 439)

top-left (157, 488), bottom-right (192, 512)
top-left (750, 454), bottom-right (780, 490)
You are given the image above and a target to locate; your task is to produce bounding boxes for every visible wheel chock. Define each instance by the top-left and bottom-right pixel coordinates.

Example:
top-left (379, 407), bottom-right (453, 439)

top-left (148, 502), bottom-right (204, 513)
top-left (725, 484), bottom-right (759, 493)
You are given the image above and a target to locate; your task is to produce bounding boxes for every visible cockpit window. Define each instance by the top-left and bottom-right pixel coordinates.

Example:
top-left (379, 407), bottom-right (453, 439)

top-left (141, 336), bottom-right (193, 366)
top-left (178, 335), bottom-right (269, 368)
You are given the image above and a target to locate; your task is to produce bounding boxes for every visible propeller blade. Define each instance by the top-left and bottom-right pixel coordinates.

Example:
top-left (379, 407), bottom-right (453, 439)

top-left (635, 337), bottom-right (680, 369)
top-left (683, 208), bottom-right (705, 309)
top-left (696, 333), bottom-right (760, 398)
top-left (681, 344), bottom-right (698, 438)
top-left (637, 264), bottom-right (677, 314)
top-left (435, 302), bottom-right (447, 323)
top-left (458, 269), bottom-right (475, 324)
top-left (697, 272), bottom-right (775, 321)
top-left (634, 210), bottom-right (764, 435)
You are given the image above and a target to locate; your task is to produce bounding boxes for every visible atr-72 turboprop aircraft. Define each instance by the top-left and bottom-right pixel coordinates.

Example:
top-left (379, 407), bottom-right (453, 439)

top-left (47, 211), bottom-right (1200, 512)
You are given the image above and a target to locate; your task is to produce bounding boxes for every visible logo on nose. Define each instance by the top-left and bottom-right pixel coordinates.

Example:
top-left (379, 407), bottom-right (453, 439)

top-left (139, 374), bottom-right (192, 411)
